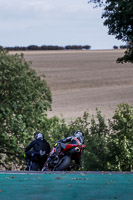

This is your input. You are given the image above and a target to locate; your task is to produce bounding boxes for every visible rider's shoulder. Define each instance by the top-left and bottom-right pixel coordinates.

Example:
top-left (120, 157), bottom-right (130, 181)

top-left (66, 136), bottom-right (73, 140)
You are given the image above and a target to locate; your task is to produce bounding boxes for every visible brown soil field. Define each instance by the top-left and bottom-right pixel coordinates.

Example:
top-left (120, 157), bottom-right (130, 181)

top-left (12, 50), bottom-right (133, 122)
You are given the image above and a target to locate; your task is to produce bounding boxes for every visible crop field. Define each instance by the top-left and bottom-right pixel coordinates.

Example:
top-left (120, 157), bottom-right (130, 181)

top-left (12, 49), bottom-right (133, 122)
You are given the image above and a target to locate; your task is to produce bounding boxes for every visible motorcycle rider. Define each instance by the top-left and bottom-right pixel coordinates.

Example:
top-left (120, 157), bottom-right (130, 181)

top-left (58, 130), bottom-right (84, 145)
top-left (25, 132), bottom-right (50, 170)
top-left (55, 130), bottom-right (84, 170)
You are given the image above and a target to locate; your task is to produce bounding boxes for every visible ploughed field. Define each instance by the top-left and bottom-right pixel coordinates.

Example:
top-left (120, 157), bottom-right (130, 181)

top-left (14, 50), bottom-right (133, 121)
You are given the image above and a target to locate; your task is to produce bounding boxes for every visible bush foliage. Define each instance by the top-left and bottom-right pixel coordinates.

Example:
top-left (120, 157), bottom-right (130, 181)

top-left (0, 50), bottom-right (52, 169)
top-left (0, 50), bottom-right (133, 171)
top-left (43, 104), bottom-right (133, 171)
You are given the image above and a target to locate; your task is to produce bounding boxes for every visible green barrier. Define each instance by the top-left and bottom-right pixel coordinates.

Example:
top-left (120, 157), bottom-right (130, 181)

top-left (0, 172), bottom-right (133, 200)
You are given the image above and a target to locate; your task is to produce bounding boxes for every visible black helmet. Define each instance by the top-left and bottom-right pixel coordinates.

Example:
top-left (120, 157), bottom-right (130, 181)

top-left (34, 132), bottom-right (43, 140)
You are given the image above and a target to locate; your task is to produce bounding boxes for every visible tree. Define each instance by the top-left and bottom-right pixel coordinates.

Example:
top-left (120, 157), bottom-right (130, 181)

top-left (0, 50), bottom-right (52, 170)
top-left (83, 110), bottom-right (109, 170)
top-left (107, 103), bottom-right (133, 171)
top-left (0, 46), bottom-right (4, 51)
top-left (88, 0), bottom-right (133, 63)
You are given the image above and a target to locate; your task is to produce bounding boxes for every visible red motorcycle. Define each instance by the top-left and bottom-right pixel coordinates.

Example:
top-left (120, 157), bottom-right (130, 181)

top-left (42, 140), bottom-right (86, 171)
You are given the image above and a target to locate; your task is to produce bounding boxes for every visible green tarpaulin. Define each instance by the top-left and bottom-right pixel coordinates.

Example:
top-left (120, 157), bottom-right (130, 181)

top-left (0, 172), bottom-right (133, 200)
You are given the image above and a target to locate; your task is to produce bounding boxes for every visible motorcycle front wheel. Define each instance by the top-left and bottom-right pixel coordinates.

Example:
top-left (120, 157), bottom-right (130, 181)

top-left (55, 155), bottom-right (71, 171)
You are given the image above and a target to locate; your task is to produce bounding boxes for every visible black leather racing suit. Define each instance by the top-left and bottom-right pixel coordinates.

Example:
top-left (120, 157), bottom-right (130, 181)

top-left (25, 138), bottom-right (50, 165)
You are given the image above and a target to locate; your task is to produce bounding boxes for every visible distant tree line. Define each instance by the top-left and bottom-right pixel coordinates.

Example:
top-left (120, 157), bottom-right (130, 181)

top-left (113, 45), bottom-right (130, 50)
top-left (1, 44), bottom-right (129, 51)
top-left (1, 45), bottom-right (91, 51)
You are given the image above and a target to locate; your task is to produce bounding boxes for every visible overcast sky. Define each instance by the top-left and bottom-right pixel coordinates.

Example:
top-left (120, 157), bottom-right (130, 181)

top-left (0, 0), bottom-right (125, 49)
